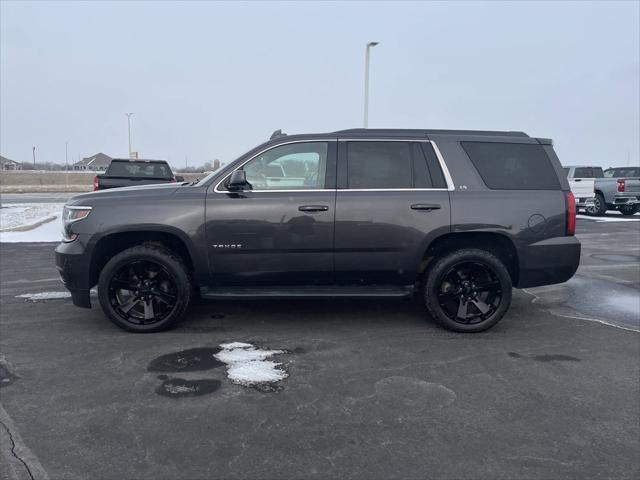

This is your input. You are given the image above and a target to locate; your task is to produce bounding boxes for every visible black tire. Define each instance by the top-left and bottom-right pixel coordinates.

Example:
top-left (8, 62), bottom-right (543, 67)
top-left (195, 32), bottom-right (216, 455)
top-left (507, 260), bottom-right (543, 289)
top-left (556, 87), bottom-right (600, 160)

top-left (423, 249), bottom-right (512, 333)
top-left (98, 244), bottom-right (191, 333)
top-left (619, 204), bottom-right (640, 216)
top-left (585, 193), bottom-right (607, 216)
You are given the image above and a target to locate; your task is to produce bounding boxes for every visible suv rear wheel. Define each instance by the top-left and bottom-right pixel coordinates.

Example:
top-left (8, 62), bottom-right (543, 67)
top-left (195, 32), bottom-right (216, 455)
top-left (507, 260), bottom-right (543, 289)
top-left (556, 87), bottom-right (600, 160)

top-left (97, 244), bottom-right (191, 332)
top-left (423, 249), bottom-right (512, 332)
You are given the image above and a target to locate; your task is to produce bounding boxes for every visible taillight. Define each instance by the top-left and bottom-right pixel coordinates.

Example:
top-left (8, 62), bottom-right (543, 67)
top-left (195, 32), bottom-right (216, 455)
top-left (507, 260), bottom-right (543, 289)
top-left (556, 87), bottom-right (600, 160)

top-left (566, 191), bottom-right (576, 236)
top-left (93, 176), bottom-right (100, 191)
top-left (617, 179), bottom-right (625, 192)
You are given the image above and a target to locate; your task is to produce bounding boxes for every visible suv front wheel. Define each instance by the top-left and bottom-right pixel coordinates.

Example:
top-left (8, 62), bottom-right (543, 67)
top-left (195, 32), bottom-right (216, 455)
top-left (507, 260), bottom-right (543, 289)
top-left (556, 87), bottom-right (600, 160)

top-left (423, 249), bottom-right (512, 332)
top-left (97, 244), bottom-right (191, 332)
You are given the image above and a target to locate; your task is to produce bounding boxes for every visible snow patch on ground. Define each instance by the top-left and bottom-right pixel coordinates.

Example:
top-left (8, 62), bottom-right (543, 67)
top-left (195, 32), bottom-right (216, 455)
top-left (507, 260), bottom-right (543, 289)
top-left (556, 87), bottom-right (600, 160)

top-left (16, 291), bottom-right (71, 301)
top-left (1, 203), bottom-right (65, 242)
top-left (577, 214), bottom-right (640, 222)
top-left (215, 342), bottom-right (288, 386)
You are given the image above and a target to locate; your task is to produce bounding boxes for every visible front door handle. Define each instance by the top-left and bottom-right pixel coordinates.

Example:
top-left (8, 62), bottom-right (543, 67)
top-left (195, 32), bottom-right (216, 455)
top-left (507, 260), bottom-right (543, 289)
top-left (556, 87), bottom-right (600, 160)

top-left (298, 205), bottom-right (329, 212)
top-left (411, 203), bottom-right (441, 211)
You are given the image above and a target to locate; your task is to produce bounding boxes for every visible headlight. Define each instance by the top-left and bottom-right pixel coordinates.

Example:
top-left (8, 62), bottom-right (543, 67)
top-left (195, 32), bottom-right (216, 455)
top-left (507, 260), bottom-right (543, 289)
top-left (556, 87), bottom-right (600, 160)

top-left (62, 206), bottom-right (92, 242)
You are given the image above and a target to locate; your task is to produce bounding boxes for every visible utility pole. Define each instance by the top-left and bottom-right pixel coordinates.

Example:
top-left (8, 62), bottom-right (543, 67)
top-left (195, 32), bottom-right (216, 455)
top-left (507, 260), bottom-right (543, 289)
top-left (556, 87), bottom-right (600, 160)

top-left (363, 41), bottom-right (379, 128)
top-left (32, 146), bottom-right (36, 169)
top-left (125, 113), bottom-right (134, 158)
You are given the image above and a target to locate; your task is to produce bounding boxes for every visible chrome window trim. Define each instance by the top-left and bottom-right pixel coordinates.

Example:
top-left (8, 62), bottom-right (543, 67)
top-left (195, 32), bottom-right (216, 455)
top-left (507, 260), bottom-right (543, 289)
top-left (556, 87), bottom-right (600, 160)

top-left (213, 138), bottom-right (455, 193)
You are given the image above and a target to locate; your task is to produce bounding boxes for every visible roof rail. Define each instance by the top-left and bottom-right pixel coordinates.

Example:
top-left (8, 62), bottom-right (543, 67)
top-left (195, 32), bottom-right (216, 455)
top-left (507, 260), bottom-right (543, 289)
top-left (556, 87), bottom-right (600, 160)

top-left (334, 128), bottom-right (529, 138)
top-left (270, 129), bottom-right (287, 140)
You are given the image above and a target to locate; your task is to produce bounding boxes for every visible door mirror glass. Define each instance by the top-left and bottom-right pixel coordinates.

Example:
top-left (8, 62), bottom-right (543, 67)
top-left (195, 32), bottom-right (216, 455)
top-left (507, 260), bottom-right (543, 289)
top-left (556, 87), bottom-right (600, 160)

top-left (174, 175), bottom-right (184, 182)
top-left (228, 170), bottom-right (248, 191)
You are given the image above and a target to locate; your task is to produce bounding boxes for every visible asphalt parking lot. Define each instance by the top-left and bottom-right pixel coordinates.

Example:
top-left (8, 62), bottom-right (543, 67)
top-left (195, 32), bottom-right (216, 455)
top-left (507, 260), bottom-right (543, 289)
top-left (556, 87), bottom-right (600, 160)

top-left (1, 216), bottom-right (639, 480)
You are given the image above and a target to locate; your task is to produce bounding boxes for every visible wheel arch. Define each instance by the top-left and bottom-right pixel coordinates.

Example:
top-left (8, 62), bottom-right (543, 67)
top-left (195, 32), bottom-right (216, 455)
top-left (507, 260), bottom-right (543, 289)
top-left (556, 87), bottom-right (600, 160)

top-left (87, 226), bottom-right (199, 287)
top-left (418, 232), bottom-right (519, 286)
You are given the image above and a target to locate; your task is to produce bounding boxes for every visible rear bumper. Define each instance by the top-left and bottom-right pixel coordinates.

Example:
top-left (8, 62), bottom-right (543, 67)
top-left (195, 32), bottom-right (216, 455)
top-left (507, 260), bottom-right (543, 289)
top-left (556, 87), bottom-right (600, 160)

top-left (576, 197), bottom-right (595, 207)
top-left (55, 240), bottom-right (92, 308)
top-left (613, 195), bottom-right (640, 205)
top-left (516, 236), bottom-right (581, 288)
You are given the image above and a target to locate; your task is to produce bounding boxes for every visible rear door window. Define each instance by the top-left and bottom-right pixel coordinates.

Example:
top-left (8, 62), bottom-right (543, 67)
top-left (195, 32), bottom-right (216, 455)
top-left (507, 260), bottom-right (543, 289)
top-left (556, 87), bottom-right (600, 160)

top-left (574, 167), bottom-right (604, 178)
top-left (347, 142), bottom-right (413, 189)
top-left (461, 142), bottom-right (561, 190)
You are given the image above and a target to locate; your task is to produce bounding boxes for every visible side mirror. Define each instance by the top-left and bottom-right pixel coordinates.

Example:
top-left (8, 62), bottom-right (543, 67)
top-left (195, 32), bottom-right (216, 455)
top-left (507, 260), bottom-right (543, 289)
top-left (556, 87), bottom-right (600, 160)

top-left (175, 175), bottom-right (184, 182)
top-left (228, 170), bottom-right (248, 191)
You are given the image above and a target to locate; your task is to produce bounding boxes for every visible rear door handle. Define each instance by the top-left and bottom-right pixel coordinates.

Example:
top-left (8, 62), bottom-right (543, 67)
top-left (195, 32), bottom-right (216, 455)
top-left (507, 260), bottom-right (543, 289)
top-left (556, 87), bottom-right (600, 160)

top-left (411, 203), bottom-right (441, 211)
top-left (298, 205), bottom-right (329, 212)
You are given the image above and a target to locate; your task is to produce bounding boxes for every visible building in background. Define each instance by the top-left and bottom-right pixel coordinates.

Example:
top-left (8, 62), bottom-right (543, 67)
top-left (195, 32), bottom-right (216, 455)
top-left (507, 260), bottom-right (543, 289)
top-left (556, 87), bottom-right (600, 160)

top-left (0, 155), bottom-right (22, 170)
top-left (72, 153), bottom-right (112, 171)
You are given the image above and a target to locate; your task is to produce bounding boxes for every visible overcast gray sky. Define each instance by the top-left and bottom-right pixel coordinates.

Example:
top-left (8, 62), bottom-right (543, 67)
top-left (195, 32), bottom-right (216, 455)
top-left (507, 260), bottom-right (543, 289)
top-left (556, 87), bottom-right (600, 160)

top-left (1, 0), bottom-right (638, 168)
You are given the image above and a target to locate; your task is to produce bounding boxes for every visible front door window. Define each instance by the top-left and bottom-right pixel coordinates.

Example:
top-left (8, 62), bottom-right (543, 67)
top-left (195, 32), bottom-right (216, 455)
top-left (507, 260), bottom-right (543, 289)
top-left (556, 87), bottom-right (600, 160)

top-left (240, 142), bottom-right (328, 190)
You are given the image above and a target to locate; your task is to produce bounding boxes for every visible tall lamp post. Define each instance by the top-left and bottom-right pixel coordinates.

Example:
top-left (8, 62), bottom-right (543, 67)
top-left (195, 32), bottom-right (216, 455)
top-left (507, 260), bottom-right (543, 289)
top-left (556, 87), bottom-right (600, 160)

top-left (32, 146), bottom-right (36, 169)
top-left (125, 113), bottom-right (134, 158)
top-left (363, 41), bottom-right (379, 128)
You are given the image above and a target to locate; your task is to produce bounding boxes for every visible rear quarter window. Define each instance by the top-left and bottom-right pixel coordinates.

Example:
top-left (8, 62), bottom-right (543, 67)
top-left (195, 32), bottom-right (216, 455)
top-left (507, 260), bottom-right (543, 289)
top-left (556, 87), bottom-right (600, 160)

top-left (461, 142), bottom-right (561, 190)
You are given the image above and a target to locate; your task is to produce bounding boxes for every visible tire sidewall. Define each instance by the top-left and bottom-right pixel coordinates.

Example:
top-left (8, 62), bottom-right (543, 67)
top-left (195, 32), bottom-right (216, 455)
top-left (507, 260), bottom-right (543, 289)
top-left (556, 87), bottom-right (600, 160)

top-left (585, 193), bottom-right (606, 216)
top-left (98, 246), bottom-right (191, 333)
top-left (424, 249), bottom-right (512, 333)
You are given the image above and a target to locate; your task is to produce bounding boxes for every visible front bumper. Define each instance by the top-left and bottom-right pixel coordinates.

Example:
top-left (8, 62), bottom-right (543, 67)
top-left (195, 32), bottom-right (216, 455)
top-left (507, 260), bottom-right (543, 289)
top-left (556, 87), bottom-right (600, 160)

top-left (516, 236), bottom-right (581, 288)
top-left (55, 239), bottom-right (92, 308)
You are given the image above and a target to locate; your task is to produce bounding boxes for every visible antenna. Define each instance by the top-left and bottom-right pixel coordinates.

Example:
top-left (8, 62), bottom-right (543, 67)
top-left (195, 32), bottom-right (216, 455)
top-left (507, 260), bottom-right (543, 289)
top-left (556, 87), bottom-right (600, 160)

top-left (270, 129), bottom-right (287, 140)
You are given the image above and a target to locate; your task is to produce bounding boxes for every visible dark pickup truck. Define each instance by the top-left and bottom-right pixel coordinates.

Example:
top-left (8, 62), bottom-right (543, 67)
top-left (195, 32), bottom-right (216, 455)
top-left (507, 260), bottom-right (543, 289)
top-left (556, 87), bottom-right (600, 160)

top-left (93, 159), bottom-right (183, 191)
top-left (56, 128), bottom-right (580, 333)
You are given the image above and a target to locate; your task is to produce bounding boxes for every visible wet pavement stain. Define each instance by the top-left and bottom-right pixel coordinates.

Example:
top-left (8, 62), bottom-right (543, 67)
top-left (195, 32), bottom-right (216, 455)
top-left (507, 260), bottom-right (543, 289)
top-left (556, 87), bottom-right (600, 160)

top-left (156, 377), bottom-right (222, 398)
top-left (509, 352), bottom-right (581, 362)
top-left (147, 347), bottom-right (224, 372)
top-left (532, 354), bottom-right (581, 362)
top-left (0, 363), bottom-right (19, 388)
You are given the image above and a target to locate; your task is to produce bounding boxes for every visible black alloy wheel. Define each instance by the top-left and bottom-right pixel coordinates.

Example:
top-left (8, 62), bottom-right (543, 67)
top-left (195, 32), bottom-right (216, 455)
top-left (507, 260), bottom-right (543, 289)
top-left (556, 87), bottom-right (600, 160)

top-left (98, 244), bottom-right (191, 332)
top-left (108, 260), bottom-right (177, 325)
top-left (423, 248), bottom-right (512, 332)
top-left (436, 261), bottom-right (502, 325)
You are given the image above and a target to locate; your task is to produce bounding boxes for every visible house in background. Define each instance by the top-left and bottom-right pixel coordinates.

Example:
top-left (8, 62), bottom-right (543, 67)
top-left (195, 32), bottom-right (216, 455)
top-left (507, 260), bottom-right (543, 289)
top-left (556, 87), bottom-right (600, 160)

top-left (72, 153), bottom-right (112, 171)
top-left (0, 155), bottom-right (22, 170)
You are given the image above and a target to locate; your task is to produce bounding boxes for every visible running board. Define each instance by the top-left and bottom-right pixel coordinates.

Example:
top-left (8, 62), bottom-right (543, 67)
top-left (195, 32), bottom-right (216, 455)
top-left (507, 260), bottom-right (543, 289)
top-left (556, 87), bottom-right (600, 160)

top-left (200, 285), bottom-right (415, 300)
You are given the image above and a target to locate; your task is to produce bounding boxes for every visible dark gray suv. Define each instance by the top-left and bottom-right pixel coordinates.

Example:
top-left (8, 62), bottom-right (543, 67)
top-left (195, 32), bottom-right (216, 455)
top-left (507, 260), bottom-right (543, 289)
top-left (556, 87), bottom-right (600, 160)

top-left (55, 129), bottom-right (580, 333)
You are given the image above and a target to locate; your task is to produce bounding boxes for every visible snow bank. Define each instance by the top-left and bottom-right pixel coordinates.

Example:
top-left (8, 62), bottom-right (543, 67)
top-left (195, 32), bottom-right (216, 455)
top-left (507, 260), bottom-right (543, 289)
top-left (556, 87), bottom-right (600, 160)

top-left (0, 203), bottom-right (65, 242)
top-left (1, 203), bottom-right (64, 230)
top-left (215, 342), bottom-right (288, 386)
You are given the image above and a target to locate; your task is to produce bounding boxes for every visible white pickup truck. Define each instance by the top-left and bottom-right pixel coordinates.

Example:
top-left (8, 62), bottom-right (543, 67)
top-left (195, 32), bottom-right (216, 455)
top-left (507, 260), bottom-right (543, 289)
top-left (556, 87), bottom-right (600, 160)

top-left (563, 168), bottom-right (595, 208)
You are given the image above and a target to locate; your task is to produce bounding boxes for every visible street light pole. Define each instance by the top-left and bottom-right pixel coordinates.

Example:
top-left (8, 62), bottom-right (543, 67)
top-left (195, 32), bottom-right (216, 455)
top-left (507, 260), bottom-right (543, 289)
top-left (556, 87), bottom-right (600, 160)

top-left (65, 141), bottom-right (69, 187)
top-left (363, 41), bottom-right (379, 128)
top-left (125, 113), bottom-right (134, 158)
top-left (32, 146), bottom-right (36, 169)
